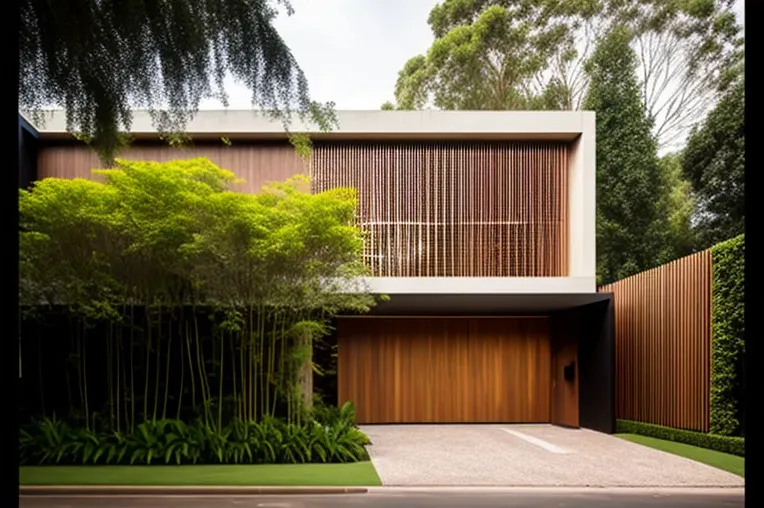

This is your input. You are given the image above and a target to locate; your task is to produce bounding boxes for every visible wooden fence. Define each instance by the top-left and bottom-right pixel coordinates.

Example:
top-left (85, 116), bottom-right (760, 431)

top-left (599, 250), bottom-right (712, 432)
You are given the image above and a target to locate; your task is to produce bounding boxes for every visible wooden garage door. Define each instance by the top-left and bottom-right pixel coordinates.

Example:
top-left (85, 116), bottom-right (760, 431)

top-left (337, 317), bottom-right (551, 423)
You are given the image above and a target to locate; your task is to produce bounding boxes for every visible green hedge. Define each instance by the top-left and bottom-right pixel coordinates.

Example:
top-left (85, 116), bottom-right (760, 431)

top-left (710, 234), bottom-right (745, 436)
top-left (616, 419), bottom-right (744, 457)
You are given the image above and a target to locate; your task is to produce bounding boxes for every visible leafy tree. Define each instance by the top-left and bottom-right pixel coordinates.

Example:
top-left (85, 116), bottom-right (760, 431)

top-left (583, 25), bottom-right (670, 284)
top-left (381, 102), bottom-right (396, 110)
top-left (390, 0), bottom-right (742, 149)
top-left (658, 153), bottom-right (696, 258)
top-left (599, 0), bottom-right (743, 150)
top-left (19, 0), bottom-right (336, 162)
top-left (681, 75), bottom-right (744, 250)
top-left (393, 0), bottom-right (597, 110)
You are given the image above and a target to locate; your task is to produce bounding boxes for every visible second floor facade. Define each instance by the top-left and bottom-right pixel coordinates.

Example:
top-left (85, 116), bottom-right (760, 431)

top-left (23, 110), bottom-right (596, 294)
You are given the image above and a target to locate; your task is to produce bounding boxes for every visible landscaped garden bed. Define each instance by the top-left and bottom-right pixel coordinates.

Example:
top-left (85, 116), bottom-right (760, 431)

top-left (18, 159), bottom-right (379, 472)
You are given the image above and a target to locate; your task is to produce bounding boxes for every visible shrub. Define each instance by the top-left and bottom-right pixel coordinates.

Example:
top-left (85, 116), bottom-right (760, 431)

top-left (710, 234), bottom-right (744, 436)
top-left (616, 419), bottom-right (744, 457)
top-left (19, 410), bottom-right (371, 466)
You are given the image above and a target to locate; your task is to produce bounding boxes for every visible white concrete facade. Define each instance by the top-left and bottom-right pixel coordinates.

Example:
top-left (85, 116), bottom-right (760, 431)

top-left (360, 277), bottom-right (595, 295)
top-left (29, 109), bottom-right (597, 295)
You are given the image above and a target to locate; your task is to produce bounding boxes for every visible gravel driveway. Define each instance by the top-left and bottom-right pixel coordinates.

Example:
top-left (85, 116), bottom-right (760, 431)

top-left (361, 424), bottom-right (744, 487)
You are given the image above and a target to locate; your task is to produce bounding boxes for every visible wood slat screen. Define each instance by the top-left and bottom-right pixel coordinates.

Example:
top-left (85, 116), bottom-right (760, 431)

top-left (312, 142), bottom-right (569, 277)
top-left (600, 250), bottom-right (712, 432)
top-left (337, 317), bottom-right (551, 424)
top-left (37, 143), bottom-right (306, 194)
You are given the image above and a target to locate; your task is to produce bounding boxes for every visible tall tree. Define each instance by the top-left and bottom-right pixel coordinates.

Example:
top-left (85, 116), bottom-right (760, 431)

top-left (681, 72), bottom-right (744, 250)
top-left (393, 0), bottom-right (597, 110)
top-left (19, 0), bottom-right (336, 162)
top-left (616, 0), bottom-right (743, 151)
top-left (658, 153), bottom-right (696, 258)
top-left (390, 0), bottom-right (742, 150)
top-left (583, 25), bottom-right (670, 284)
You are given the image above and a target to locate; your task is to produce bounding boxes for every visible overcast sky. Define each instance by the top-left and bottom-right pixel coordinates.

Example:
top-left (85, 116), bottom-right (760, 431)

top-left (199, 0), bottom-right (744, 112)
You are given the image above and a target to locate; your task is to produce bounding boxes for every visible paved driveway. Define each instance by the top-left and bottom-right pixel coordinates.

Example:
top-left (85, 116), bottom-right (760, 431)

top-left (361, 424), bottom-right (744, 487)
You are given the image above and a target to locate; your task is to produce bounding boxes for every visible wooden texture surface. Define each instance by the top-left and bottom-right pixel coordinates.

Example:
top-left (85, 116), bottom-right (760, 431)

top-left (600, 250), bottom-right (712, 432)
top-left (550, 313), bottom-right (579, 427)
top-left (37, 143), bottom-right (307, 194)
top-left (337, 317), bottom-right (551, 424)
top-left (312, 142), bottom-right (570, 277)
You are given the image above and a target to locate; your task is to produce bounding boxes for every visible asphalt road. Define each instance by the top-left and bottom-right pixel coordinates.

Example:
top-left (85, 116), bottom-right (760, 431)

top-left (19, 489), bottom-right (745, 508)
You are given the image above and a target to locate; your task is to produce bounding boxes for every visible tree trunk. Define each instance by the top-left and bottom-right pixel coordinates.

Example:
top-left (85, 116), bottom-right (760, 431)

top-left (298, 331), bottom-right (313, 410)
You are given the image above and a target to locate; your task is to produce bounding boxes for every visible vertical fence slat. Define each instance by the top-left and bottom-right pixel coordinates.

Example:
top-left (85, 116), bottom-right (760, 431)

top-left (601, 251), bottom-right (712, 432)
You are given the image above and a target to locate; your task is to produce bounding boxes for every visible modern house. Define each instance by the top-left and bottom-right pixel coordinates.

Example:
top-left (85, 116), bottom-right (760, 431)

top-left (18, 110), bottom-right (615, 433)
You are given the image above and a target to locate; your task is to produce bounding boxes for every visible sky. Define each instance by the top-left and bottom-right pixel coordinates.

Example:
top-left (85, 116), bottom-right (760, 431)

top-left (199, 0), bottom-right (441, 110)
top-left (199, 0), bottom-right (744, 112)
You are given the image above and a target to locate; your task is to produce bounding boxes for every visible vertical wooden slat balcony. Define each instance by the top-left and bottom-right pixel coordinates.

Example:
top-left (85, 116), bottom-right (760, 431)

top-left (312, 141), bottom-right (570, 277)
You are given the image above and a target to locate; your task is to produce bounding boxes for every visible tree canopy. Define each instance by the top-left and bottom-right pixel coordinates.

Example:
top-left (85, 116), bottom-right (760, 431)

top-left (388, 0), bottom-right (742, 150)
top-left (393, 0), bottom-right (595, 110)
top-left (19, 0), bottom-right (336, 162)
top-left (583, 25), bottom-right (670, 284)
top-left (681, 74), bottom-right (744, 250)
top-left (19, 158), bottom-right (373, 314)
top-left (658, 153), bottom-right (696, 259)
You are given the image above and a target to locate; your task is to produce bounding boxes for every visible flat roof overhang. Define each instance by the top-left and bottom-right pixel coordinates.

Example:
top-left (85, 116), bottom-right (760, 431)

top-left (339, 292), bottom-right (613, 317)
top-left (26, 109), bottom-right (593, 142)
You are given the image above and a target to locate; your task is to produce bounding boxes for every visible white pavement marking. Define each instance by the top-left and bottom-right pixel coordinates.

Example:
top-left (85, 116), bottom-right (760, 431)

top-left (501, 428), bottom-right (571, 454)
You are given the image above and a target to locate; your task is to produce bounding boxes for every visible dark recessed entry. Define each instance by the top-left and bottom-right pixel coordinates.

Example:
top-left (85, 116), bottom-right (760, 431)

top-left (564, 361), bottom-right (576, 382)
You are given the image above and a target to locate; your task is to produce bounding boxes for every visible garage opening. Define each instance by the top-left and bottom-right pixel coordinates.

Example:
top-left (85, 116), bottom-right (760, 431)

top-left (337, 316), bottom-right (561, 424)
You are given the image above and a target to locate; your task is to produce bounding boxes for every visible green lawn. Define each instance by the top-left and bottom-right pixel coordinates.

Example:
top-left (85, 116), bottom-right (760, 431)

top-left (20, 462), bottom-right (382, 486)
top-left (616, 433), bottom-right (744, 478)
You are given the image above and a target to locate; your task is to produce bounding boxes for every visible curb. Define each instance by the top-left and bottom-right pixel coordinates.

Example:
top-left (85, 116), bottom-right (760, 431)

top-left (19, 486), bottom-right (369, 496)
top-left (366, 486), bottom-right (745, 494)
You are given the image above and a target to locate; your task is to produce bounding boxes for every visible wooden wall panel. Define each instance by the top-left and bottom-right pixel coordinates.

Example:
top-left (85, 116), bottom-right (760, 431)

top-left (550, 313), bottom-right (579, 428)
top-left (37, 143), bottom-right (307, 194)
top-left (600, 250), bottom-right (712, 432)
top-left (337, 317), bottom-right (551, 424)
top-left (312, 142), bottom-right (570, 277)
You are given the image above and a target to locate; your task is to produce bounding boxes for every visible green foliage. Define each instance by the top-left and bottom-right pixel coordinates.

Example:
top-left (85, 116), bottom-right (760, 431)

top-left (20, 0), bottom-right (338, 163)
top-left (19, 158), bottom-right (376, 433)
top-left (583, 25), bottom-right (670, 285)
top-left (19, 410), bottom-right (370, 466)
top-left (393, 0), bottom-right (594, 110)
top-left (710, 234), bottom-right (744, 436)
top-left (682, 77), bottom-right (744, 251)
top-left (389, 0), bottom-right (742, 148)
top-left (288, 133), bottom-right (313, 162)
top-left (616, 419), bottom-right (744, 457)
top-left (658, 153), bottom-right (696, 258)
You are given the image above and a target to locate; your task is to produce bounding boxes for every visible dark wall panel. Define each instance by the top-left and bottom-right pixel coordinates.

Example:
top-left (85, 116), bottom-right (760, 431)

top-left (19, 116), bottom-right (38, 188)
top-left (576, 298), bottom-right (616, 434)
